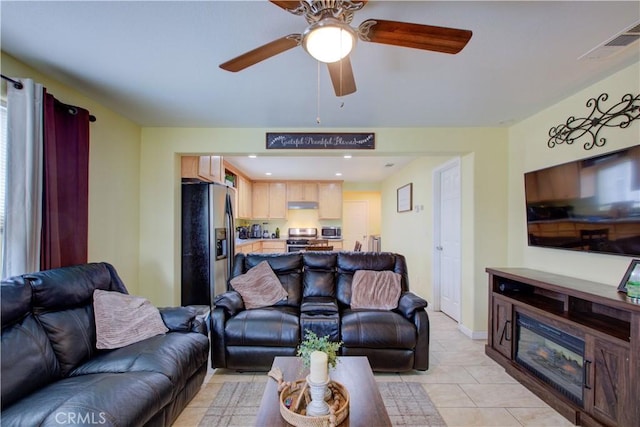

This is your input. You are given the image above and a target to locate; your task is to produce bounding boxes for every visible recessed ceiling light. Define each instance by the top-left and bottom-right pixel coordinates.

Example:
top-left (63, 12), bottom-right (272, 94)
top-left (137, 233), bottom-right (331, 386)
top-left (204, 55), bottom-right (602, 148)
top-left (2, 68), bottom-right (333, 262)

top-left (265, 172), bottom-right (272, 176)
top-left (343, 154), bottom-right (352, 159)
top-left (335, 172), bottom-right (342, 176)
top-left (248, 154), bottom-right (257, 158)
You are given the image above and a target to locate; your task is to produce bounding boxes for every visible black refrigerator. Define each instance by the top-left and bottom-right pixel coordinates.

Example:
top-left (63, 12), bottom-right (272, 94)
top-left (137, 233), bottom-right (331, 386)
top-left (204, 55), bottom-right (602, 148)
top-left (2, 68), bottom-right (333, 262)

top-left (181, 181), bottom-right (235, 308)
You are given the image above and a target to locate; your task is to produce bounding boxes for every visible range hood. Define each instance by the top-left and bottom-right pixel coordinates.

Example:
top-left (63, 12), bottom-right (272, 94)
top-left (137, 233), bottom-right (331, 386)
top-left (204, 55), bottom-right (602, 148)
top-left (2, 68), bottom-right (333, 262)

top-left (287, 201), bottom-right (319, 210)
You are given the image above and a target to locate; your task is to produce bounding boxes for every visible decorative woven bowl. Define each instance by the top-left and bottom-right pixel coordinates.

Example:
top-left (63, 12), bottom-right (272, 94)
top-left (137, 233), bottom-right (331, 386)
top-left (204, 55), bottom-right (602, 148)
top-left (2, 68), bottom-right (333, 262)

top-left (279, 379), bottom-right (350, 427)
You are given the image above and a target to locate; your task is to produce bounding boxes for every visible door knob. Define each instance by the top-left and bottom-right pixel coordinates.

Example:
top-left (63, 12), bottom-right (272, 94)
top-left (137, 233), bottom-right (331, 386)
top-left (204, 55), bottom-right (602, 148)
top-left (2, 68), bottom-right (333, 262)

top-left (436, 246), bottom-right (443, 251)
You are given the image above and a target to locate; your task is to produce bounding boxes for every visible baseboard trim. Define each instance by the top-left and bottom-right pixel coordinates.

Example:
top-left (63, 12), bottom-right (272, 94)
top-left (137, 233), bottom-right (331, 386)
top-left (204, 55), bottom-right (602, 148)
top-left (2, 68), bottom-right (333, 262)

top-left (458, 323), bottom-right (488, 340)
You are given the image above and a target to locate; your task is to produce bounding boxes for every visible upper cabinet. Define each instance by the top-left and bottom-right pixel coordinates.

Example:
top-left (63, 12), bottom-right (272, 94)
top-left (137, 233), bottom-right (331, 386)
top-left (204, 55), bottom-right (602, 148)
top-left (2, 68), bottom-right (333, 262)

top-left (318, 182), bottom-right (343, 219)
top-left (236, 175), bottom-right (253, 219)
top-left (181, 155), bottom-right (224, 183)
top-left (252, 182), bottom-right (287, 219)
top-left (287, 182), bottom-right (319, 202)
top-left (253, 180), bottom-right (340, 219)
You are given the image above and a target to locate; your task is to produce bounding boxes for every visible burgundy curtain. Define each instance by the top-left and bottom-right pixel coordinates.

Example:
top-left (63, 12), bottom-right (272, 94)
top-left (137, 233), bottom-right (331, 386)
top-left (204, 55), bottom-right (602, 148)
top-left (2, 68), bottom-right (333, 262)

top-left (41, 91), bottom-right (90, 270)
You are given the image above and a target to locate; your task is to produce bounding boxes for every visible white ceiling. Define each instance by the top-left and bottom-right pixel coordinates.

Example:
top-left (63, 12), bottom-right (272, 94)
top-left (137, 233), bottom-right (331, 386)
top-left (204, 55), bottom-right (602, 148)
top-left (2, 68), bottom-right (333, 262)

top-left (224, 154), bottom-right (417, 181)
top-left (2, 1), bottom-right (639, 182)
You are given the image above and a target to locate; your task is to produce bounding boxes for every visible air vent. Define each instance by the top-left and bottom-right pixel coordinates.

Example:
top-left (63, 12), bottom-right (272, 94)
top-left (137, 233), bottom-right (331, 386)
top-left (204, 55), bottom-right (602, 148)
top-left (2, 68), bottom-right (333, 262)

top-left (629, 23), bottom-right (640, 33)
top-left (605, 34), bottom-right (640, 47)
top-left (579, 20), bottom-right (640, 60)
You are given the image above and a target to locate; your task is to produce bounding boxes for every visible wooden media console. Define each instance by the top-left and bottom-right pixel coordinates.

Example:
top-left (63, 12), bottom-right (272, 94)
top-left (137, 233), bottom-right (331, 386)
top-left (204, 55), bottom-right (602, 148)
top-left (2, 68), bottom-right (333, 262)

top-left (486, 267), bottom-right (640, 427)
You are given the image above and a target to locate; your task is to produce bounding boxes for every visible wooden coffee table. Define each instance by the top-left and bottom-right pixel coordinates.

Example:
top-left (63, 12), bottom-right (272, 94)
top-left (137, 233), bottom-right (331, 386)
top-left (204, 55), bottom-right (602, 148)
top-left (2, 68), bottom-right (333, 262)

top-left (255, 356), bottom-right (391, 427)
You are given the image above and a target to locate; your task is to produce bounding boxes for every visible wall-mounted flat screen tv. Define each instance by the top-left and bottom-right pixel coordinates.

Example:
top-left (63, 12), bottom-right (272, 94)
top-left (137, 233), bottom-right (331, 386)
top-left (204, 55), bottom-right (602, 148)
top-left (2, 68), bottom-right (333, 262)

top-left (525, 145), bottom-right (640, 256)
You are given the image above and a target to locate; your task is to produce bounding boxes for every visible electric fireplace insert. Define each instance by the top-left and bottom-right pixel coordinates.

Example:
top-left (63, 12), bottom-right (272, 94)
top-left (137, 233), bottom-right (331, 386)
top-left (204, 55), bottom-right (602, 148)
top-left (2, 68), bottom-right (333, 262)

top-left (515, 313), bottom-right (585, 405)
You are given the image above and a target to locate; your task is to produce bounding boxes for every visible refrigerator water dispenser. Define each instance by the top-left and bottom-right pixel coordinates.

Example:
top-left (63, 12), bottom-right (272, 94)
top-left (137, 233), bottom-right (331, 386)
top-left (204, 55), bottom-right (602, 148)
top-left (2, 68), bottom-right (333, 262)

top-left (215, 228), bottom-right (227, 260)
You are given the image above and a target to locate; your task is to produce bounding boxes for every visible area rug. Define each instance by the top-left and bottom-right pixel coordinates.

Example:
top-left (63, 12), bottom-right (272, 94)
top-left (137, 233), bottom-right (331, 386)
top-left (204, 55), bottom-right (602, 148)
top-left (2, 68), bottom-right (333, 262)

top-left (198, 381), bottom-right (446, 426)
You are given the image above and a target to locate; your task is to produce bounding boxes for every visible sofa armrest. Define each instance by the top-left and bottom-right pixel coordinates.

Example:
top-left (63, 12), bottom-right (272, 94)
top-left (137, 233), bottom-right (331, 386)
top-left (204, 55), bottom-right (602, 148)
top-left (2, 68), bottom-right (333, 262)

top-left (214, 291), bottom-right (245, 316)
top-left (396, 292), bottom-right (428, 319)
top-left (158, 306), bottom-right (207, 335)
top-left (211, 307), bottom-right (227, 368)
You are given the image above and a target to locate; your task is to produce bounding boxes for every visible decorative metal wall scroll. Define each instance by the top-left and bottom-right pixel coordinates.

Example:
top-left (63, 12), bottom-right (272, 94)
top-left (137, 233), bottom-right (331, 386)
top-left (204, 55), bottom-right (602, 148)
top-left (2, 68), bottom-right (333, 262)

top-left (547, 93), bottom-right (640, 150)
top-left (266, 132), bottom-right (375, 149)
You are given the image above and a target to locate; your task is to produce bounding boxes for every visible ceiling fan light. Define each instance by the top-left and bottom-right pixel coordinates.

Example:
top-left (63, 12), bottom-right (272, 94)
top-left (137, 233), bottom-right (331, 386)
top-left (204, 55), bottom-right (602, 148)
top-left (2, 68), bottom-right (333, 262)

top-left (303, 18), bottom-right (356, 63)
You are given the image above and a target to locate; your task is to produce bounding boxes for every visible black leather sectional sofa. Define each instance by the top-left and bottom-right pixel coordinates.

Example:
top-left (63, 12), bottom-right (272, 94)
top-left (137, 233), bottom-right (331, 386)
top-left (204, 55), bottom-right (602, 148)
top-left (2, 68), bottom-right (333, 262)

top-left (1, 263), bottom-right (209, 427)
top-left (212, 251), bottom-right (430, 372)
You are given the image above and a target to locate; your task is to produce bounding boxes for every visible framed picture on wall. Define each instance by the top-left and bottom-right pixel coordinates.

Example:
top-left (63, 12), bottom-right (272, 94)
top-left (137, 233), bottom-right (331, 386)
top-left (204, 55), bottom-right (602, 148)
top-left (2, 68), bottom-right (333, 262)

top-left (397, 183), bottom-right (413, 213)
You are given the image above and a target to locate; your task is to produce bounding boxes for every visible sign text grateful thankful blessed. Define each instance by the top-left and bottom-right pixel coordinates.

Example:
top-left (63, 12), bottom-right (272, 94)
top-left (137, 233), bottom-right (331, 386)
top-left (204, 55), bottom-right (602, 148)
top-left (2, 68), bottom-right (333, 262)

top-left (266, 133), bottom-right (375, 150)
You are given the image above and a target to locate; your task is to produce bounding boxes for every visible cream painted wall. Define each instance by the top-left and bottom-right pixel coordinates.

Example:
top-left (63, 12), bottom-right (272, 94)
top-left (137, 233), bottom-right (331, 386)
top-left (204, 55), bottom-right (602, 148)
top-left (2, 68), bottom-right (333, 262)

top-left (343, 191), bottom-right (381, 235)
top-left (140, 127), bottom-right (509, 337)
top-left (508, 61), bottom-right (640, 287)
top-left (343, 182), bottom-right (381, 192)
top-left (1, 53), bottom-right (142, 292)
top-left (381, 156), bottom-right (455, 301)
top-left (379, 136), bottom-right (508, 335)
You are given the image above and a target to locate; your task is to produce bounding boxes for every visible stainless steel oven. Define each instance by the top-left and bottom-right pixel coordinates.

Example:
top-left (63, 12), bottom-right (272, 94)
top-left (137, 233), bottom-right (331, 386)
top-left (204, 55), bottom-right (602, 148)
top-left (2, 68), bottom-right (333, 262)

top-left (286, 227), bottom-right (318, 252)
top-left (286, 242), bottom-right (309, 252)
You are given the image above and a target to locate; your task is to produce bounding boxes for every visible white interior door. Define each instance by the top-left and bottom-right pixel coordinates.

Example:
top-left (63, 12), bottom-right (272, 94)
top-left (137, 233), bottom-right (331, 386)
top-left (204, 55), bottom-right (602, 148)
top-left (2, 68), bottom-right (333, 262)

top-left (434, 159), bottom-right (461, 321)
top-left (343, 200), bottom-right (369, 251)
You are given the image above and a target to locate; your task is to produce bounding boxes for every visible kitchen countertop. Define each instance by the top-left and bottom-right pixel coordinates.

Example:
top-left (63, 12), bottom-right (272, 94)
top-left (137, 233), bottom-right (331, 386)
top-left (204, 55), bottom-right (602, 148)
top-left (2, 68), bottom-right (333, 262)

top-left (235, 238), bottom-right (343, 246)
top-left (235, 238), bottom-right (286, 246)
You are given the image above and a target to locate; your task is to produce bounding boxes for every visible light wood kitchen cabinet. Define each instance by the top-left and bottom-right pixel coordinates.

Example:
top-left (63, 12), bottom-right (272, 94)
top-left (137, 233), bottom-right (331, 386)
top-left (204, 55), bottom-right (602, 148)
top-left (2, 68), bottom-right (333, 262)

top-left (236, 239), bottom-right (286, 254)
top-left (261, 240), bottom-right (286, 253)
top-left (318, 182), bottom-right (342, 219)
top-left (236, 175), bottom-right (252, 219)
top-left (269, 183), bottom-right (287, 218)
top-left (287, 182), bottom-right (318, 202)
top-left (181, 155), bottom-right (224, 183)
top-left (246, 241), bottom-right (262, 254)
top-left (252, 182), bottom-right (270, 218)
top-left (237, 241), bottom-right (262, 254)
top-left (252, 182), bottom-right (287, 219)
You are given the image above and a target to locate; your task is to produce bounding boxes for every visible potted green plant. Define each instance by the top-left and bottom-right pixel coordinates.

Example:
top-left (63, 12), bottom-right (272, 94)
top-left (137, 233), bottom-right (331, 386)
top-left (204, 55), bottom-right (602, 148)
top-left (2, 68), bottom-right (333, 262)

top-left (297, 329), bottom-right (342, 371)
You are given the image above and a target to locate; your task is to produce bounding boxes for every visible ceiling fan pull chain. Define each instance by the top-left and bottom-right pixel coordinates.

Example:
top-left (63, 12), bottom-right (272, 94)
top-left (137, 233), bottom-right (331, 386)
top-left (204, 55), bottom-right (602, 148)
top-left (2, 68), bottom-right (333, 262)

top-left (316, 60), bottom-right (321, 124)
top-left (339, 58), bottom-right (345, 108)
top-left (340, 52), bottom-right (343, 96)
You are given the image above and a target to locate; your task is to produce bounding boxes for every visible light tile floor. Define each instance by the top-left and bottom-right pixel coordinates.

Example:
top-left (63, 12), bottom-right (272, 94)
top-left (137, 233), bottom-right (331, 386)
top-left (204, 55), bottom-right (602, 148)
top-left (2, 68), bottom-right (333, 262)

top-left (174, 310), bottom-right (575, 426)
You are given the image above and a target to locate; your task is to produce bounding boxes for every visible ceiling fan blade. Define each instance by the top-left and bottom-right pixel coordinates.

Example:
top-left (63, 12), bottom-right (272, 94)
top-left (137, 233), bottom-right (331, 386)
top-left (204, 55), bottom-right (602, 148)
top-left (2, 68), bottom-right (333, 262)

top-left (359, 19), bottom-right (472, 54)
top-left (327, 57), bottom-right (356, 97)
top-left (220, 34), bottom-right (301, 72)
top-left (270, 0), bottom-right (369, 12)
top-left (269, 1), bottom-right (303, 12)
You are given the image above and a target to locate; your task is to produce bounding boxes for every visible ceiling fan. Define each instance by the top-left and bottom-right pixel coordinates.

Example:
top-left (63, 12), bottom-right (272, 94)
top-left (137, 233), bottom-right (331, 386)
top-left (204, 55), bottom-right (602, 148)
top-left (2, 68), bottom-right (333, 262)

top-left (219, 0), bottom-right (473, 97)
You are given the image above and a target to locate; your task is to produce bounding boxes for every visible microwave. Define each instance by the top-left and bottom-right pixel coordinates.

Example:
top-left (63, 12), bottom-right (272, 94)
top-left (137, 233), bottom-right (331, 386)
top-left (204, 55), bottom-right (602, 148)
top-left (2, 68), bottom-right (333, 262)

top-left (321, 226), bottom-right (342, 239)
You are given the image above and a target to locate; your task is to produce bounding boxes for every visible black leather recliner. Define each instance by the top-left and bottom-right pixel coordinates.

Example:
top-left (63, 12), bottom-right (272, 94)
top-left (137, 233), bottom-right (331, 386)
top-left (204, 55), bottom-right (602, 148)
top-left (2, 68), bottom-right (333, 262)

top-left (212, 251), bottom-right (429, 372)
top-left (1, 263), bottom-right (210, 427)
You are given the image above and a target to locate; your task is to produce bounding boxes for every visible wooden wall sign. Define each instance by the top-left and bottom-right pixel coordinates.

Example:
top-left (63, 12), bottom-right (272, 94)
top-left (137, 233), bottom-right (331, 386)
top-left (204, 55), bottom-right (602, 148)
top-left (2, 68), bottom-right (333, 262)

top-left (266, 133), bottom-right (375, 150)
